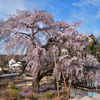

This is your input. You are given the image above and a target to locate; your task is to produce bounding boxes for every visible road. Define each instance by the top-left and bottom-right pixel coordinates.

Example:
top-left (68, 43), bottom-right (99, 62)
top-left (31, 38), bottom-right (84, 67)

top-left (0, 72), bottom-right (23, 79)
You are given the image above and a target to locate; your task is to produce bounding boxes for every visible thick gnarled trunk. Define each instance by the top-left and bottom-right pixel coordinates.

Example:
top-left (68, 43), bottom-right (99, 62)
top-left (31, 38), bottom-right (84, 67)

top-left (32, 68), bottom-right (53, 93)
top-left (32, 79), bottom-right (39, 93)
top-left (32, 72), bottom-right (44, 93)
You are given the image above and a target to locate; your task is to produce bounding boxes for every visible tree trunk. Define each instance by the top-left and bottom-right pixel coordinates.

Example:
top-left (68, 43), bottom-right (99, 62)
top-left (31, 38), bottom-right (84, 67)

top-left (32, 67), bottom-right (53, 93)
top-left (32, 79), bottom-right (39, 93)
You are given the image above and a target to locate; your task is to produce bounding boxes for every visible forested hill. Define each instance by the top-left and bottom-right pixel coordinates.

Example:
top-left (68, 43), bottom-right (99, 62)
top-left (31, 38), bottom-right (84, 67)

top-left (0, 54), bottom-right (24, 67)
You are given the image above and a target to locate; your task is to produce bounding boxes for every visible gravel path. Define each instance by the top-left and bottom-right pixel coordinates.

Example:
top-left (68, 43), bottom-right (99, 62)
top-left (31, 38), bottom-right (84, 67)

top-left (69, 95), bottom-right (100, 100)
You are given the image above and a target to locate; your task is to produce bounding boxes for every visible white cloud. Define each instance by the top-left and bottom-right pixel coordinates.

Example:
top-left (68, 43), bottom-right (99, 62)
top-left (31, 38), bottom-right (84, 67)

top-left (72, 3), bottom-right (82, 7)
top-left (72, 0), bottom-right (100, 7)
top-left (71, 0), bottom-right (100, 37)
top-left (85, 0), bottom-right (100, 6)
top-left (0, 0), bottom-right (26, 19)
top-left (95, 11), bottom-right (100, 19)
top-left (0, 0), bottom-right (60, 20)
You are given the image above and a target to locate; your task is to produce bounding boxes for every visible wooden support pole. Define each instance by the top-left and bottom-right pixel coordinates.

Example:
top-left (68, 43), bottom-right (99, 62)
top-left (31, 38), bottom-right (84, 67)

top-left (60, 63), bottom-right (69, 99)
top-left (14, 54), bottom-right (23, 89)
top-left (53, 53), bottom-right (60, 100)
top-left (14, 67), bottom-right (20, 89)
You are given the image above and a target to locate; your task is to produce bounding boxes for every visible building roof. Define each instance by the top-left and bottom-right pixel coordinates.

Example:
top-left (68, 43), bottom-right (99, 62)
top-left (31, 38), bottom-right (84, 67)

top-left (10, 63), bottom-right (22, 67)
top-left (22, 57), bottom-right (26, 62)
top-left (21, 56), bottom-right (31, 62)
top-left (81, 60), bottom-right (100, 69)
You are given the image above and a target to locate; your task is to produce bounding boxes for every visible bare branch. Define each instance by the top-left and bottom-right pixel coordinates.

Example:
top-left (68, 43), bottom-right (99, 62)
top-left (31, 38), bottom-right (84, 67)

top-left (18, 32), bottom-right (30, 37)
top-left (34, 26), bottom-right (53, 35)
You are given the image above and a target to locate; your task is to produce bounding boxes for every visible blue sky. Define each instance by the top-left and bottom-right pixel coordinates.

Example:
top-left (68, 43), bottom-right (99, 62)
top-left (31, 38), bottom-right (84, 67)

top-left (0, 0), bottom-right (100, 37)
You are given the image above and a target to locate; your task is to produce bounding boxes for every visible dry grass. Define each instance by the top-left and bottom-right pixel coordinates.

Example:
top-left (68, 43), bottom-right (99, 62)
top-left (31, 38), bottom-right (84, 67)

top-left (22, 86), bottom-right (29, 93)
top-left (11, 89), bottom-right (19, 98)
top-left (27, 92), bottom-right (36, 99)
top-left (45, 91), bottom-right (55, 99)
top-left (2, 90), bottom-right (11, 97)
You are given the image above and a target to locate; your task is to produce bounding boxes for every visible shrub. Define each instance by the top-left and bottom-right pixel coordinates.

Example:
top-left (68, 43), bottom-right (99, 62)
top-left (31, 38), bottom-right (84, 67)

top-left (2, 90), bottom-right (11, 97)
top-left (8, 82), bottom-right (14, 85)
top-left (27, 92), bottom-right (36, 99)
top-left (45, 91), bottom-right (54, 98)
top-left (54, 90), bottom-right (57, 96)
top-left (11, 89), bottom-right (19, 98)
top-left (18, 94), bottom-right (25, 98)
top-left (22, 86), bottom-right (29, 93)
top-left (36, 96), bottom-right (41, 98)
top-left (40, 92), bottom-right (45, 94)
top-left (9, 84), bottom-right (15, 89)
top-left (30, 94), bottom-right (33, 99)
top-left (0, 64), bottom-right (3, 67)
top-left (18, 94), bottom-right (22, 98)
top-left (16, 87), bottom-right (20, 91)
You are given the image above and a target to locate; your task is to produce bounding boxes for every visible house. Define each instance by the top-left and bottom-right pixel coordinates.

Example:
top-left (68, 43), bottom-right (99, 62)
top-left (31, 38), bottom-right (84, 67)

top-left (8, 58), bottom-right (22, 70)
top-left (0, 67), bottom-right (2, 73)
